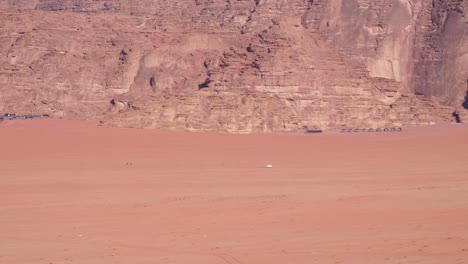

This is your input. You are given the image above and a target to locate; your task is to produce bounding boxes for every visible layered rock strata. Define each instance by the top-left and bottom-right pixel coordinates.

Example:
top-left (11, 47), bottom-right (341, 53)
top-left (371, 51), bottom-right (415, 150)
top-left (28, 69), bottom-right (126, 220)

top-left (0, 0), bottom-right (466, 132)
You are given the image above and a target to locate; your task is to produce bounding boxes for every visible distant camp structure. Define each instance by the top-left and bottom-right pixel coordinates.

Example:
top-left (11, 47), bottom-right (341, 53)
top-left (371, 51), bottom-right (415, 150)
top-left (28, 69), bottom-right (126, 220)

top-left (305, 129), bottom-right (323, 134)
top-left (0, 113), bottom-right (50, 122)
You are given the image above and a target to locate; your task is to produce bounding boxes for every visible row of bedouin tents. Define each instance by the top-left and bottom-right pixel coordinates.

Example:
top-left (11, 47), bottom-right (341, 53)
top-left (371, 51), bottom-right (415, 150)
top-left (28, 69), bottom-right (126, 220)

top-left (341, 128), bottom-right (402, 133)
top-left (305, 127), bottom-right (403, 134)
top-left (0, 113), bottom-right (50, 122)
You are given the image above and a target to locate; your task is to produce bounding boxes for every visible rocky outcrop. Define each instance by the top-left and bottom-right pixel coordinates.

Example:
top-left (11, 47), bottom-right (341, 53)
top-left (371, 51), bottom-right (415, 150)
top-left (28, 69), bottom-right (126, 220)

top-left (0, 0), bottom-right (466, 132)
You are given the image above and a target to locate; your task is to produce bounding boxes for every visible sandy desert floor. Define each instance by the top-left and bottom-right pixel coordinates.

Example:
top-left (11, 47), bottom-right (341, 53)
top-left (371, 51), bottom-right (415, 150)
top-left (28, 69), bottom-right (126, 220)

top-left (1, 119), bottom-right (468, 264)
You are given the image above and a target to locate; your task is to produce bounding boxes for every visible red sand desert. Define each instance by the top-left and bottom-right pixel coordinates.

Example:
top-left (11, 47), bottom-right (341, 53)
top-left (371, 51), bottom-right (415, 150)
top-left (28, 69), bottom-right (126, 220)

top-left (1, 119), bottom-right (468, 264)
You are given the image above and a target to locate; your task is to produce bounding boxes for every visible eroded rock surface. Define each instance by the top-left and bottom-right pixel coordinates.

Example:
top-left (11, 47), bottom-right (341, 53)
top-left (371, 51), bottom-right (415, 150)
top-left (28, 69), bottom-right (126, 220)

top-left (0, 0), bottom-right (466, 132)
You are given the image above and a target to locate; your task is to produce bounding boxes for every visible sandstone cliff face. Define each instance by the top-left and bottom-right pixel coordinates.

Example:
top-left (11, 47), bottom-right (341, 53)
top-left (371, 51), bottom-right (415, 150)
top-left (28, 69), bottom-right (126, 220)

top-left (412, 0), bottom-right (467, 106)
top-left (0, 0), bottom-right (466, 132)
